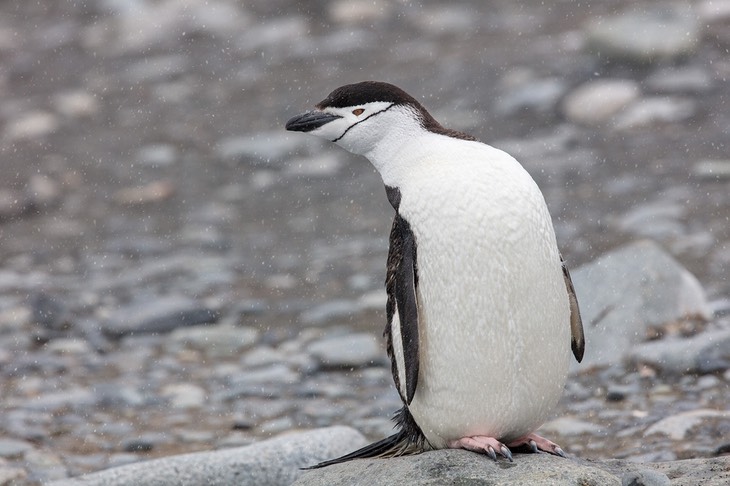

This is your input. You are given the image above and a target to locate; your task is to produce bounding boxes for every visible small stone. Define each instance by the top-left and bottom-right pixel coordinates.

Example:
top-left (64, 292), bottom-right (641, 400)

top-left (168, 324), bottom-right (258, 358)
top-left (285, 154), bottom-right (343, 177)
top-left (113, 179), bottom-right (175, 205)
top-left (329, 0), bottom-right (392, 24)
top-left (25, 387), bottom-right (97, 412)
top-left (4, 110), bottom-right (59, 141)
top-left (613, 97), bottom-right (696, 130)
top-left (124, 54), bottom-right (190, 83)
top-left (539, 416), bottom-right (604, 436)
top-left (0, 438), bottom-right (33, 458)
top-left (103, 296), bottom-right (220, 338)
top-left (216, 131), bottom-right (318, 165)
top-left (693, 160), bottom-right (730, 180)
top-left (621, 469), bottom-right (671, 486)
top-left (307, 333), bottom-right (384, 369)
top-left (45, 338), bottom-right (92, 355)
top-left (585, 5), bottom-right (700, 63)
top-left (562, 79), bottom-right (640, 125)
top-left (30, 292), bottom-right (69, 331)
top-left (160, 383), bottom-right (206, 409)
top-left (136, 144), bottom-right (178, 167)
top-left (301, 300), bottom-right (360, 324)
top-left (122, 434), bottom-right (165, 453)
top-left (53, 90), bottom-right (99, 118)
top-left (645, 66), bottom-right (713, 93)
top-left (614, 201), bottom-right (685, 240)
top-left (0, 466), bottom-right (27, 484)
top-left (495, 78), bottom-right (568, 115)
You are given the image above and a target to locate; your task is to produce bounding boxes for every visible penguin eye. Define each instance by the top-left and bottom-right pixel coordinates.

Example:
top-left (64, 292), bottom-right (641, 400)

top-left (352, 108), bottom-right (365, 116)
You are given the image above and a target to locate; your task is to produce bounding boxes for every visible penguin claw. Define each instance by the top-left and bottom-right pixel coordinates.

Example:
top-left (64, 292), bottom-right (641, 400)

top-left (486, 446), bottom-right (497, 461)
top-left (448, 436), bottom-right (512, 461)
top-left (500, 445), bottom-right (513, 462)
top-left (508, 433), bottom-right (568, 458)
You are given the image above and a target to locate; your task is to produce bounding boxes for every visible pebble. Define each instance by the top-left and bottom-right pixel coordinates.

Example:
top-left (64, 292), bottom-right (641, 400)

top-left (539, 416), bottom-right (604, 436)
top-left (584, 4), bottom-right (700, 63)
top-left (306, 333), bottom-right (384, 369)
top-left (284, 154), bottom-right (343, 178)
top-left (216, 131), bottom-right (318, 165)
top-left (621, 469), bottom-right (671, 486)
top-left (613, 97), bottom-right (696, 130)
top-left (0, 439), bottom-right (33, 459)
top-left (167, 324), bottom-right (259, 358)
top-left (614, 201), bottom-right (686, 240)
top-left (561, 79), bottom-right (640, 125)
top-left (328, 0), bottom-right (392, 24)
top-left (160, 383), bottom-right (206, 409)
top-left (52, 91), bottom-right (99, 118)
top-left (3, 110), bottom-right (59, 141)
top-left (645, 66), bottom-right (713, 94)
top-left (693, 159), bottom-right (730, 180)
top-left (103, 296), bottom-right (220, 337)
top-left (136, 144), bottom-right (178, 167)
top-left (112, 179), bottom-right (176, 205)
top-left (495, 77), bottom-right (567, 115)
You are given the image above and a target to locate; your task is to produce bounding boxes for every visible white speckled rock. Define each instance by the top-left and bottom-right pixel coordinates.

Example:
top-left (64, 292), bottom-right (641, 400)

top-left (562, 79), bottom-right (640, 126)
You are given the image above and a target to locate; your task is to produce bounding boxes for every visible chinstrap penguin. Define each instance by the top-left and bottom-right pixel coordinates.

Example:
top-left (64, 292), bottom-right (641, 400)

top-left (285, 81), bottom-right (585, 466)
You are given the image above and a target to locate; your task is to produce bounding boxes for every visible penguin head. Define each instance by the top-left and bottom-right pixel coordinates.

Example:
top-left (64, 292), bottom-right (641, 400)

top-left (285, 81), bottom-right (434, 156)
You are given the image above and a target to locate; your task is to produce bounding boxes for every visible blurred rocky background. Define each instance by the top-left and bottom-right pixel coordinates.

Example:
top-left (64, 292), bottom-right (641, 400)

top-left (0, 0), bottom-right (729, 484)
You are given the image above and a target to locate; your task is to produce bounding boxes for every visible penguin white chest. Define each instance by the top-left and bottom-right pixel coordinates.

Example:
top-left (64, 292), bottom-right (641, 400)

top-left (395, 144), bottom-right (571, 448)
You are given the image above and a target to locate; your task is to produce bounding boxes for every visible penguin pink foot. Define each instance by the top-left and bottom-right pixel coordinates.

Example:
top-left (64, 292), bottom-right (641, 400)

top-left (448, 436), bottom-right (514, 462)
top-left (507, 433), bottom-right (566, 457)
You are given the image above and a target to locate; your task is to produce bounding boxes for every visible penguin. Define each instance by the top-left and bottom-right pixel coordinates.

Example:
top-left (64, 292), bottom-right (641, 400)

top-left (285, 81), bottom-right (585, 466)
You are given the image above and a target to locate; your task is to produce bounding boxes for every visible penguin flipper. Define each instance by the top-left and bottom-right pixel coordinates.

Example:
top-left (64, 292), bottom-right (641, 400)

top-left (385, 213), bottom-right (420, 404)
top-left (560, 255), bottom-right (585, 363)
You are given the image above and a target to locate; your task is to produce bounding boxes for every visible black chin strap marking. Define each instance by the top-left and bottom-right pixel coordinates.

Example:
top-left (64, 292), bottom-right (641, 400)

top-left (331, 103), bottom-right (396, 143)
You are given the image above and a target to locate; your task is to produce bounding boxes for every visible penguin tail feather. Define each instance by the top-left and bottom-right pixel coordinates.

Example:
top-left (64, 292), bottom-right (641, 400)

top-left (303, 428), bottom-right (418, 470)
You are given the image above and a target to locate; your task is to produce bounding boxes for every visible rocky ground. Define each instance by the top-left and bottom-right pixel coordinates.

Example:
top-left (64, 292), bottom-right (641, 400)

top-left (0, 0), bottom-right (729, 484)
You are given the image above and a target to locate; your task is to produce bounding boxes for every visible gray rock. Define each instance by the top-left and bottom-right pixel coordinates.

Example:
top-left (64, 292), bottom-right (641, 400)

top-left (495, 77), bottom-right (568, 114)
top-left (613, 97), bottom-right (696, 130)
top-left (628, 328), bottom-right (730, 374)
top-left (561, 79), bottom-right (640, 126)
top-left (644, 408), bottom-right (730, 440)
top-left (216, 130), bottom-right (319, 165)
top-left (103, 296), bottom-right (220, 337)
top-left (693, 159), bottom-right (730, 180)
top-left (47, 426), bottom-right (367, 486)
top-left (300, 299), bottom-right (361, 324)
top-left (136, 144), bottom-right (178, 167)
top-left (307, 333), bottom-right (384, 369)
top-left (585, 5), bottom-right (701, 63)
top-left (0, 438), bottom-right (33, 458)
top-left (645, 66), bottom-right (713, 94)
top-left (293, 450), bottom-right (621, 486)
top-left (166, 323), bottom-right (258, 358)
top-left (0, 466), bottom-right (27, 485)
top-left (570, 240), bottom-right (712, 368)
top-left (614, 201), bottom-right (686, 240)
top-left (621, 469), bottom-right (671, 486)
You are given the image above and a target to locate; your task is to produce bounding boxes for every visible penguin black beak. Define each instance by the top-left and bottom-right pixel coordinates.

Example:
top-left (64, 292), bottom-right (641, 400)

top-left (285, 111), bottom-right (342, 132)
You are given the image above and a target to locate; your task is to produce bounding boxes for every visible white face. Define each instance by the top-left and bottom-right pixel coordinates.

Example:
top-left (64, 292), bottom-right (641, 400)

top-left (307, 101), bottom-right (398, 155)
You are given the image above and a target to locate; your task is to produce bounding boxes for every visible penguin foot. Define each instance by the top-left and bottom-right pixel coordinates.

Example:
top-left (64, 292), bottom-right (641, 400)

top-left (507, 433), bottom-right (566, 457)
top-left (447, 436), bottom-right (513, 462)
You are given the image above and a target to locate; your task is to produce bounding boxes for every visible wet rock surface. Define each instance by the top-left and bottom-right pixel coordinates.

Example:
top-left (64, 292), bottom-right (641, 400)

top-left (1, 0), bottom-right (729, 484)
